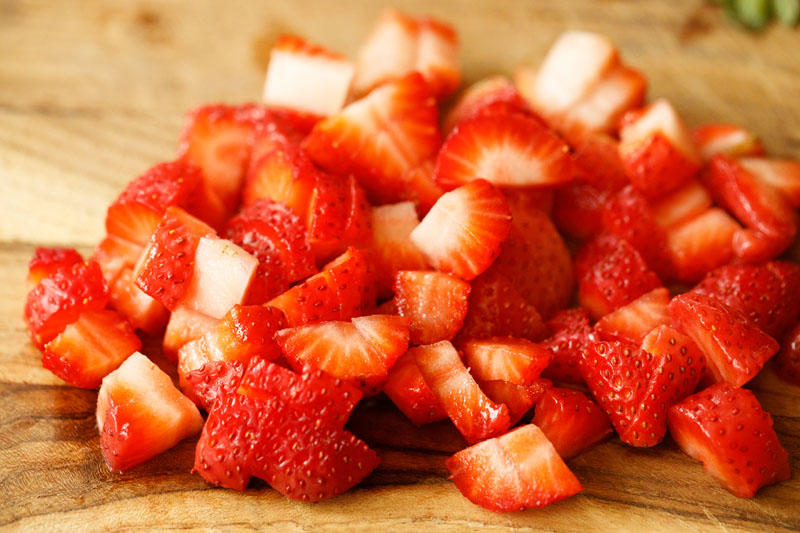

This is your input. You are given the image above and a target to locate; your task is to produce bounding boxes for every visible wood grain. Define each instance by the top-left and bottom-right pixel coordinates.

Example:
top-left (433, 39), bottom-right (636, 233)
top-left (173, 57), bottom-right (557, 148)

top-left (1, 0), bottom-right (799, 531)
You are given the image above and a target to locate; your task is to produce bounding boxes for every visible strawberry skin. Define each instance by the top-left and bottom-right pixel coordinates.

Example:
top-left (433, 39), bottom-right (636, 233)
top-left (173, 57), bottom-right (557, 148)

top-left (26, 247), bottom-right (83, 290)
top-left (461, 337), bottom-right (552, 386)
top-left (669, 292), bottom-right (779, 387)
top-left (183, 359), bottom-right (247, 412)
top-left (594, 287), bottom-right (670, 345)
top-left (532, 387), bottom-right (613, 460)
top-left (394, 270), bottom-right (470, 345)
top-left (383, 350), bottom-right (448, 427)
top-left (774, 323), bottom-right (800, 386)
top-left (541, 308), bottom-right (596, 384)
top-left (668, 382), bottom-right (790, 498)
top-left (410, 179), bottom-right (512, 281)
top-left (446, 424), bottom-right (583, 512)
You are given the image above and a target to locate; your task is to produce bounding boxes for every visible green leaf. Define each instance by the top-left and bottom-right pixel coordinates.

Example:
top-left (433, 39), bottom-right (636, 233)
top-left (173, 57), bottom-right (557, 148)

top-left (773, 0), bottom-right (800, 25)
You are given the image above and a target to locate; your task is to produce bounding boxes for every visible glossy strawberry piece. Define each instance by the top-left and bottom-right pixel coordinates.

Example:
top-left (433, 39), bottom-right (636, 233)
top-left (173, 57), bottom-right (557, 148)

top-left (394, 270), bottom-right (470, 345)
top-left (368, 202), bottom-right (428, 299)
top-left (541, 308), bottom-right (595, 384)
top-left (106, 267), bottom-right (169, 335)
top-left (242, 146), bottom-right (319, 213)
top-left (594, 287), bottom-right (670, 345)
top-left (461, 337), bottom-right (552, 386)
top-left (306, 173), bottom-right (372, 262)
top-left (26, 247), bottom-right (83, 290)
top-left (162, 307), bottom-right (218, 361)
top-left (442, 75), bottom-right (534, 135)
top-left (664, 207), bottom-right (741, 283)
top-left (532, 387), bottom-right (613, 459)
top-left (382, 350), bottom-right (448, 427)
top-left (478, 379), bottom-right (551, 425)
top-left (774, 323), bottom-right (800, 386)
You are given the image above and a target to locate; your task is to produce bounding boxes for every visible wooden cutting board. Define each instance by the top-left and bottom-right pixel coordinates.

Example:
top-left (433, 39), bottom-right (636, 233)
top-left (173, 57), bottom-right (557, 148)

top-left (1, 0), bottom-right (799, 530)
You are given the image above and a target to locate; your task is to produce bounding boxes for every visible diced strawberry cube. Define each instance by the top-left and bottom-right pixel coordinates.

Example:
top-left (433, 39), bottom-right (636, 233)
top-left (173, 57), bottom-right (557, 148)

top-left (394, 270), bottom-right (470, 345)
top-left (664, 207), bottom-right (740, 283)
top-left (541, 308), bottom-right (595, 385)
top-left (163, 306), bottom-right (218, 361)
top-left (26, 247), bottom-right (83, 290)
top-left (594, 287), bottom-right (670, 345)
top-left (368, 202), bottom-right (428, 299)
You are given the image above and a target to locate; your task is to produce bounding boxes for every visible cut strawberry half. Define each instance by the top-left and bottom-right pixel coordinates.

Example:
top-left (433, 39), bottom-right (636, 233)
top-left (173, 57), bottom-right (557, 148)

top-left (668, 382), bottom-right (790, 498)
top-left (594, 287), bottom-right (670, 345)
top-left (692, 124), bottom-right (765, 161)
top-left (446, 424), bottom-right (583, 512)
top-left (383, 349), bottom-right (448, 427)
top-left (414, 341), bottom-right (510, 443)
top-left (410, 179), bottom-right (512, 281)
top-left (26, 247), bottom-right (83, 290)
top-left (242, 146), bottom-right (319, 213)
top-left (461, 337), bottom-right (552, 386)
top-left (650, 180), bottom-right (713, 230)
top-left (442, 76), bottom-right (533, 135)
top-left (394, 270), bottom-right (470, 345)
top-left (97, 352), bottom-right (203, 471)
top-left (541, 308), bottom-right (596, 385)
top-left (368, 202), bottom-right (428, 299)
top-left (664, 207), bottom-right (740, 283)
top-left (479, 379), bottom-right (550, 425)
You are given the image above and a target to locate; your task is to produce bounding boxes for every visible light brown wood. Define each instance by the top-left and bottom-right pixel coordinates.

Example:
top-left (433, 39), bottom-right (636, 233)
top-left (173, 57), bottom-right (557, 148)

top-left (1, 0), bottom-right (799, 531)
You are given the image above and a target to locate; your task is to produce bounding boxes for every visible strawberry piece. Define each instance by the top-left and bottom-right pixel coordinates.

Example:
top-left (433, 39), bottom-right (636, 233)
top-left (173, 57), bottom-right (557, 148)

top-left (394, 270), bottom-right (470, 345)
top-left (262, 35), bottom-right (354, 117)
top-left (107, 267), bottom-right (169, 335)
top-left (442, 76), bottom-right (534, 135)
top-left (692, 124), bottom-right (765, 161)
top-left (24, 260), bottom-right (108, 348)
top-left (479, 379), bottom-right (551, 425)
top-left (384, 350), bottom-right (448, 426)
top-left (242, 146), bottom-right (319, 212)
top-left (414, 341), bottom-right (510, 443)
top-left (693, 262), bottom-right (800, 339)
top-left (399, 159), bottom-right (446, 214)
top-left (106, 161), bottom-right (204, 247)
top-left (669, 292), bottom-right (779, 387)
top-left (97, 352), bottom-right (203, 471)
top-left (739, 158), bottom-right (800, 207)
top-left (368, 202), bottom-right (428, 299)
top-left (640, 325), bottom-right (706, 402)
top-left (664, 207), bottom-right (740, 283)
top-left (434, 114), bottom-right (572, 191)
top-left (461, 337), bottom-right (552, 386)
top-left (410, 179), bottom-right (512, 281)
top-left (594, 287), bottom-right (670, 345)
top-left (183, 359), bottom-right (247, 412)
top-left (275, 315), bottom-right (410, 384)
top-left (306, 174), bottom-right (372, 262)
top-left (42, 309), bottom-right (141, 389)
top-left (92, 234), bottom-right (143, 285)
top-left (532, 387), bottom-right (613, 460)
top-left (503, 187), bottom-right (555, 216)
top-left (572, 133), bottom-right (630, 191)
top-left (774, 323), bottom-right (800, 386)
top-left (446, 424), bottom-right (583, 512)
top-left (163, 307), bottom-right (218, 360)
top-left (576, 234), bottom-right (661, 320)
top-left (668, 382), bottom-right (791, 498)
top-left (541, 308), bottom-right (596, 384)
top-left (26, 247), bottom-right (83, 290)
top-left (134, 207), bottom-right (215, 311)
top-left (304, 72), bottom-right (441, 205)
top-left (650, 180), bottom-right (713, 230)
top-left (618, 99), bottom-right (701, 198)
top-left (267, 247), bottom-right (373, 327)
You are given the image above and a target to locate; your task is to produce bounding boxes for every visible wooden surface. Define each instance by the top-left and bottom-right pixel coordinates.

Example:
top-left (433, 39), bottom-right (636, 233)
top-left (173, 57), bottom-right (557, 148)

top-left (1, 0), bottom-right (799, 531)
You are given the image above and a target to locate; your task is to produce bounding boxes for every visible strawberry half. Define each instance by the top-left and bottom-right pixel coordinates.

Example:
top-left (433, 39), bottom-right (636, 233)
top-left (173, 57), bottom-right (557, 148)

top-left (394, 270), bottom-right (470, 345)
top-left (26, 247), bottom-right (83, 290)
top-left (668, 382), bottom-right (791, 498)
top-left (368, 202), bottom-right (428, 299)
top-left (594, 287), bottom-right (670, 345)
top-left (541, 308), bottom-right (596, 384)
top-left (383, 349), bottom-right (448, 427)
top-left (446, 424), bottom-right (583, 512)
top-left (461, 337), bottom-right (552, 386)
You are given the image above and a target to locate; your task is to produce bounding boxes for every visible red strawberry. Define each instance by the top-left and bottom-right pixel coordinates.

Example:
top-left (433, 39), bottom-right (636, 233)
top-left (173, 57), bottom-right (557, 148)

top-left (368, 202), bottom-right (428, 299)
top-left (163, 307), bottom-right (218, 360)
top-left (532, 387), bottom-right (613, 460)
top-left (640, 325), bottom-right (706, 402)
top-left (92, 234), bottom-right (143, 285)
top-left (305, 72), bottom-right (442, 205)
top-left (383, 349), bottom-right (448, 427)
top-left (410, 179), bottom-right (512, 281)
top-left (664, 207), bottom-right (741, 283)
top-left (739, 158), bottom-right (800, 207)
top-left (478, 379), bottom-right (551, 425)
top-left (26, 247), bottom-right (83, 290)
top-left (414, 341), bottom-right (510, 443)
top-left (107, 267), bottom-right (169, 335)
top-left (541, 308), bottom-right (596, 384)
top-left (97, 352), bottom-right (203, 471)
top-left (275, 314), bottom-right (410, 385)
top-left (42, 309), bottom-right (141, 389)
top-left (503, 187), bottom-right (555, 216)
top-left (668, 382), bottom-right (791, 498)
top-left (594, 287), bottom-right (670, 345)
top-left (572, 133), bottom-right (629, 191)
top-left (774, 323), bottom-right (800, 386)
top-left (242, 146), bottom-right (318, 213)
top-left (669, 292), bottom-right (779, 387)
top-left (442, 75), bottom-right (534, 135)
top-left (446, 424), bottom-right (583, 512)
top-left (394, 270), bottom-right (470, 345)
top-left (183, 359), bottom-right (247, 412)
top-left (650, 180), bottom-right (713, 230)
top-left (24, 260), bottom-right (108, 348)
top-left (399, 159), bottom-right (446, 214)
top-left (461, 337), bottom-right (552, 386)
top-left (692, 124), bottom-right (765, 161)
top-left (134, 207), bottom-right (215, 311)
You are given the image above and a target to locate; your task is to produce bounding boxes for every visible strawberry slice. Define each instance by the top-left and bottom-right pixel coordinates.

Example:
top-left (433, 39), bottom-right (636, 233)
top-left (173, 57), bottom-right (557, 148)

top-left (42, 309), bottom-right (141, 389)
top-left (97, 352), bottom-right (203, 471)
top-left (163, 307), bottom-right (218, 360)
top-left (478, 379), bottom-right (551, 425)
top-left (92, 234), bottom-right (144, 285)
top-left (669, 292), bottom-right (779, 387)
top-left (692, 124), bottom-right (765, 161)
top-left (532, 387), bottom-right (613, 460)
top-left (541, 308), bottom-right (596, 384)
top-left (664, 207), bottom-right (740, 283)
top-left (24, 260), bottom-right (108, 348)
top-left (434, 114), bottom-right (572, 191)
top-left (414, 341), bottom-right (510, 443)
top-left (26, 247), bottom-right (83, 290)
top-left (368, 202), bottom-right (428, 299)
top-left (384, 350), bottom-right (448, 427)
top-left (262, 35), bottom-right (354, 117)
top-left (394, 270), bottom-right (470, 345)
top-left (304, 72), bottom-right (442, 205)
top-left (410, 179), bottom-right (512, 281)
top-left (461, 337), bottom-right (552, 386)
top-left (442, 75), bottom-right (534, 135)
top-left (668, 382), bottom-right (791, 498)
top-left (242, 146), bottom-right (319, 212)
top-left (594, 287), bottom-right (670, 345)
top-left (446, 424), bottom-right (583, 512)
top-left (774, 323), bottom-right (800, 386)
top-left (107, 267), bottom-right (169, 335)
top-left (275, 314), bottom-right (410, 385)
top-left (650, 180), bottom-right (713, 230)
top-left (739, 158), bottom-right (800, 207)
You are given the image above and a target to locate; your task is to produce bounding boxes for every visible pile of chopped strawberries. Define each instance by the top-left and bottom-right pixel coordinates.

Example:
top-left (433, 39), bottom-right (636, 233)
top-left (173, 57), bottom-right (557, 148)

top-left (23, 9), bottom-right (800, 511)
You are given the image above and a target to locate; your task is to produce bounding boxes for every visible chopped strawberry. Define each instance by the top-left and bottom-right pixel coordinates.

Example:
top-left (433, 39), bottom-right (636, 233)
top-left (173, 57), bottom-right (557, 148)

top-left (640, 325), bottom-right (706, 402)
top-left (446, 424), bottom-right (583, 512)
top-left (368, 202), bottom-right (428, 299)
top-left (553, 181), bottom-right (613, 241)
top-left (42, 309), bottom-right (141, 389)
top-left (434, 114), bottom-right (572, 191)
top-left (692, 124), bottom-right (765, 161)
top-left (242, 146), bottom-right (319, 213)
top-left (26, 247), bottom-right (83, 290)
top-left (163, 307), bottom-right (218, 361)
top-left (479, 379), bottom-right (551, 425)
top-left (383, 350), bottom-right (448, 426)
top-left (97, 352), bottom-right (203, 471)
top-left (669, 292), bottom-right (779, 387)
top-left (275, 315), bottom-right (410, 385)
top-left (183, 359), bottom-right (246, 412)
top-left (394, 270), bottom-right (470, 345)
top-left (594, 287), bottom-right (670, 345)
top-left (414, 341), bottom-right (510, 443)
top-left (410, 179), bottom-right (512, 280)
top-left (774, 323), bottom-right (800, 386)
top-left (532, 387), bottom-right (613, 459)
top-left (739, 158), bottom-right (800, 207)
top-left (668, 382), bottom-right (791, 498)
top-left (304, 72), bottom-right (441, 205)
top-left (400, 159), bottom-right (446, 214)
top-left (664, 207), bottom-right (740, 283)
top-left (541, 308), bottom-right (596, 384)
top-left (618, 99), bottom-right (701, 198)
top-left (262, 35), bottom-right (354, 117)
top-left (442, 76), bottom-right (534, 135)
top-left (503, 187), bottom-right (555, 216)
top-left (24, 260), bottom-right (108, 348)
top-left (92, 234), bottom-right (143, 285)
top-left (461, 337), bottom-right (552, 386)
top-left (572, 133), bottom-right (630, 191)
top-left (107, 267), bottom-right (169, 335)
top-left (650, 180), bottom-right (713, 230)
